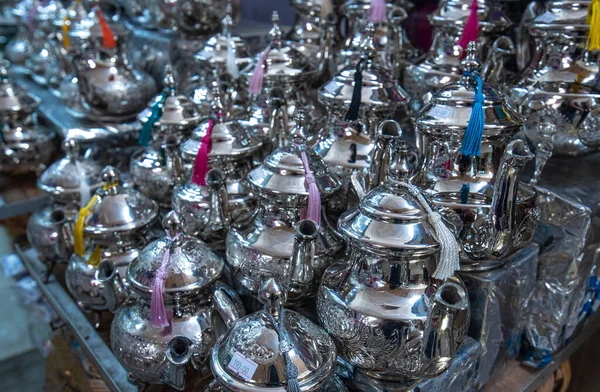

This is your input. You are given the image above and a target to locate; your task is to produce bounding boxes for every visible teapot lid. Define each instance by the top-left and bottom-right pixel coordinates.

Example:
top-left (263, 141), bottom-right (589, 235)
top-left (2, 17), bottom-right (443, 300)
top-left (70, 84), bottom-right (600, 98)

top-left (529, 1), bottom-right (590, 30)
top-left (242, 12), bottom-right (318, 82)
top-left (416, 43), bottom-right (523, 135)
top-left (180, 87), bottom-right (262, 160)
top-left (318, 23), bottom-right (408, 110)
top-left (0, 61), bottom-right (40, 114)
top-left (82, 166), bottom-right (159, 235)
top-left (211, 279), bottom-right (337, 391)
top-left (37, 139), bottom-right (104, 202)
top-left (430, 0), bottom-right (512, 32)
top-left (127, 211), bottom-right (224, 294)
top-left (248, 112), bottom-right (340, 199)
top-left (138, 66), bottom-right (203, 130)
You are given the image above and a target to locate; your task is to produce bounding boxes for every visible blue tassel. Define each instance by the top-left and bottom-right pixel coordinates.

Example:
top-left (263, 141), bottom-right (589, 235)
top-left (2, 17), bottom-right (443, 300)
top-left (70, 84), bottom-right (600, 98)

top-left (460, 183), bottom-right (470, 204)
top-left (344, 60), bottom-right (364, 122)
top-left (138, 92), bottom-right (168, 146)
top-left (460, 74), bottom-right (485, 157)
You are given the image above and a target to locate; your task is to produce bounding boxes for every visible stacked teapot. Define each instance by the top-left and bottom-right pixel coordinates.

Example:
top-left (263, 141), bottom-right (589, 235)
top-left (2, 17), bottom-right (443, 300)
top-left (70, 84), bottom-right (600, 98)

top-left (0, 60), bottom-right (56, 175)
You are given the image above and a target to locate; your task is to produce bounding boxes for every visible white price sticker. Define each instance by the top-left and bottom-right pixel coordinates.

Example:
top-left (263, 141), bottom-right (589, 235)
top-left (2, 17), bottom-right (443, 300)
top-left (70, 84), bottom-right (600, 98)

top-left (227, 351), bottom-right (259, 381)
top-left (428, 105), bottom-right (455, 119)
top-left (535, 11), bottom-right (556, 24)
top-left (323, 81), bottom-right (339, 95)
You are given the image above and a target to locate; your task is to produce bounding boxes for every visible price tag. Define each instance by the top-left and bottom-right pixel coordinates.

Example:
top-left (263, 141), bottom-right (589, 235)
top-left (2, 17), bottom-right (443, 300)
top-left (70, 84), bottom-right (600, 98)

top-left (428, 105), bottom-right (455, 119)
top-left (535, 11), bottom-right (556, 24)
top-left (323, 81), bottom-right (339, 95)
top-left (227, 351), bottom-right (259, 381)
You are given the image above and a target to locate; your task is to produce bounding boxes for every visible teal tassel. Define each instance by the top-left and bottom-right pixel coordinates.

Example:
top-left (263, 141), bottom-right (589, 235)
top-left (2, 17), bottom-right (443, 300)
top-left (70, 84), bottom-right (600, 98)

top-left (460, 74), bottom-right (485, 157)
top-left (460, 183), bottom-right (470, 204)
top-left (138, 92), bottom-right (168, 146)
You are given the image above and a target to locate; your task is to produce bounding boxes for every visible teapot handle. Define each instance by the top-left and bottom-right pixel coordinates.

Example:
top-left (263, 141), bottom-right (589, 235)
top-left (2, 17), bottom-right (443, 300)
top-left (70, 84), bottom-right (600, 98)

top-left (213, 282), bottom-right (246, 329)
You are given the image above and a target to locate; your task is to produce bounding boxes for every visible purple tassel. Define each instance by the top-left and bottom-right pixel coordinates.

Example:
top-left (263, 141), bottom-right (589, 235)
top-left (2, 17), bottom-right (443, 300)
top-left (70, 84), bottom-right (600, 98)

top-left (151, 232), bottom-right (181, 328)
top-left (369, 0), bottom-right (387, 24)
top-left (300, 151), bottom-right (321, 226)
top-left (248, 45), bottom-right (271, 95)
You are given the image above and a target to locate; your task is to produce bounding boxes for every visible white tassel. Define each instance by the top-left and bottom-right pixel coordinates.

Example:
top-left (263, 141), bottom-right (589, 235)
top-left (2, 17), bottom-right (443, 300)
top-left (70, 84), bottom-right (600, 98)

top-left (74, 160), bottom-right (91, 206)
top-left (320, 0), bottom-right (333, 19)
top-left (404, 183), bottom-right (460, 281)
top-left (226, 32), bottom-right (239, 78)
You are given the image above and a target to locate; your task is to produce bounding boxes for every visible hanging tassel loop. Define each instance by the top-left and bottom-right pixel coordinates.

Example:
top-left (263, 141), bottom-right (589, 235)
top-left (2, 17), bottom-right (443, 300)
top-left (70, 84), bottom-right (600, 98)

top-left (300, 151), bottom-right (321, 226)
top-left (587, 0), bottom-right (600, 51)
top-left (191, 119), bottom-right (216, 186)
top-left (248, 45), bottom-right (271, 95)
top-left (150, 231), bottom-right (182, 328)
top-left (94, 6), bottom-right (117, 49)
top-left (344, 59), bottom-right (365, 122)
top-left (265, 306), bottom-right (301, 392)
top-left (138, 92), bottom-right (168, 146)
top-left (404, 183), bottom-right (460, 281)
top-left (457, 0), bottom-right (479, 51)
top-left (460, 73), bottom-right (485, 157)
top-left (369, 0), bottom-right (387, 24)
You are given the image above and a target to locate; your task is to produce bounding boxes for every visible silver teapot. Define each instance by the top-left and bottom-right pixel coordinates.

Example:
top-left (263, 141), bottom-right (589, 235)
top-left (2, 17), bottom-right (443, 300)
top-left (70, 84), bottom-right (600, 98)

top-left (509, 0), bottom-right (600, 177)
top-left (226, 112), bottom-right (343, 309)
top-left (413, 43), bottom-right (538, 271)
top-left (207, 278), bottom-right (347, 391)
top-left (318, 147), bottom-right (470, 380)
top-left (404, 0), bottom-right (514, 112)
top-left (173, 0), bottom-right (227, 37)
top-left (27, 139), bottom-right (103, 269)
top-left (131, 66), bottom-right (202, 209)
top-left (173, 88), bottom-right (262, 251)
top-left (70, 13), bottom-right (157, 122)
top-left (0, 60), bottom-right (56, 175)
top-left (5, 0), bottom-right (33, 65)
top-left (98, 211), bottom-right (246, 390)
top-left (65, 166), bottom-right (159, 311)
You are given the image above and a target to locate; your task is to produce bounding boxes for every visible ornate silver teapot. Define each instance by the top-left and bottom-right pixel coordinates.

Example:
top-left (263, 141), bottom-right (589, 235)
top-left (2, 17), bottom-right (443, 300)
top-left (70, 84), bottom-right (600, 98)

top-left (207, 278), bottom-right (347, 391)
top-left (131, 67), bottom-right (202, 209)
top-left (404, 0), bottom-right (514, 111)
top-left (0, 61), bottom-right (56, 175)
top-left (226, 112), bottom-right (343, 309)
top-left (318, 146), bottom-right (470, 380)
top-left (66, 166), bottom-right (159, 311)
top-left (413, 43), bottom-right (538, 271)
top-left (70, 11), bottom-right (157, 122)
top-left (509, 0), bottom-right (600, 177)
top-left (173, 88), bottom-right (262, 251)
top-left (98, 211), bottom-right (245, 390)
top-left (27, 139), bottom-right (103, 269)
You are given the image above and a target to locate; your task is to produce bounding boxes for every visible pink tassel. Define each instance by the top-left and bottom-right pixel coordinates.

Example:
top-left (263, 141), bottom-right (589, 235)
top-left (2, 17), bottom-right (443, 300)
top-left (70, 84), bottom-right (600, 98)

top-left (369, 0), bottom-right (387, 24)
top-left (191, 120), bottom-right (215, 186)
top-left (248, 45), bottom-right (271, 95)
top-left (300, 151), bottom-right (321, 226)
top-left (457, 0), bottom-right (479, 50)
top-left (151, 232), bottom-right (181, 329)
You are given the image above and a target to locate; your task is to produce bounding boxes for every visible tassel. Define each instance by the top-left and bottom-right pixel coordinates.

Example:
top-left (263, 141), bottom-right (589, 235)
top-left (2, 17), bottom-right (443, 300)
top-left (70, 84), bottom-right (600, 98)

top-left (138, 92), bottom-right (168, 146)
top-left (457, 0), bottom-right (479, 51)
top-left (74, 160), bottom-right (91, 206)
top-left (320, 0), bottom-right (333, 19)
top-left (344, 60), bottom-right (364, 122)
top-left (87, 246), bottom-right (102, 267)
top-left (95, 7), bottom-right (117, 49)
top-left (191, 120), bottom-right (215, 186)
top-left (266, 307), bottom-right (301, 392)
top-left (300, 151), bottom-right (321, 226)
top-left (62, 16), bottom-right (71, 48)
top-left (369, 0), bottom-right (387, 24)
top-left (405, 184), bottom-right (460, 281)
top-left (248, 45), bottom-right (271, 95)
top-left (226, 33), bottom-right (240, 78)
top-left (460, 74), bottom-right (485, 157)
top-left (587, 0), bottom-right (600, 51)
top-left (74, 194), bottom-right (99, 257)
top-left (459, 183), bottom-right (470, 205)
top-left (151, 232), bottom-right (181, 328)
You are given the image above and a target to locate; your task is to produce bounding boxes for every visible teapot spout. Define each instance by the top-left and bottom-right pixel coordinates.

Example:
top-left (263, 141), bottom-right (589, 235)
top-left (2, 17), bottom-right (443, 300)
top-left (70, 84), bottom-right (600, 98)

top-left (490, 139), bottom-right (534, 257)
top-left (481, 36), bottom-right (515, 85)
top-left (288, 219), bottom-right (319, 301)
top-left (50, 208), bottom-right (73, 261)
top-left (206, 168), bottom-right (231, 234)
top-left (367, 120), bottom-right (404, 192)
top-left (96, 260), bottom-right (127, 313)
top-left (425, 282), bottom-right (469, 359)
top-left (163, 336), bottom-right (194, 391)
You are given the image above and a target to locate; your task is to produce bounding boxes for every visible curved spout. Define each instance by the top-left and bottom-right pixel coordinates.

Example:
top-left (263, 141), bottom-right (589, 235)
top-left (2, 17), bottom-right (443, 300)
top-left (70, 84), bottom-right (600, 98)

top-left (367, 119), bottom-right (404, 192)
top-left (163, 336), bottom-right (194, 391)
top-left (490, 139), bottom-right (535, 257)
top-left (206, 169), bottom-right (231, 234)
top-left (96, 260), bottom-right (127, 313)
top-left (213, 283), bottom-right (246, 329)
top-left (50, 208), bottom-right (74, 262)
top-left (288, 219), bottom-right (319, 302)
top-left (316, 14), bottom-right (337, 83)
top-left (481, 36), bottom-right (515, 86)
top-left (165, 135), bottom-right (185, 186)
top-left (387, 6), bottom-right (409, 81)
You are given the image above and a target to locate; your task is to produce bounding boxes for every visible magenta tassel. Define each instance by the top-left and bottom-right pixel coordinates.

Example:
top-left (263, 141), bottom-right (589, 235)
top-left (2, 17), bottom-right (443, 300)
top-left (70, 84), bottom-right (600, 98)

top-left (150, 232), bottom-right (181, 329)
top-left (248, 45), bottom-right (271, 95)
top-left (457, 0), bottom-right (479, 50)
top-left (369, 0), bottom-right (387, 24)
top-left (300, 151), bottom-right (321, 226)
top-left (191, 120), bottom-right (215, 186)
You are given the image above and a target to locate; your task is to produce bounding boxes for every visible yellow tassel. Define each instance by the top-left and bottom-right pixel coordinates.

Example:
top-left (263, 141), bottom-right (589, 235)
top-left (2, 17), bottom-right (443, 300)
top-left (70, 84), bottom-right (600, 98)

top-left (62, 16), bottom-right (71, 49)
top-left (587, 0), bottom-right (600, 51)
top-left (87, 246), bottom-right (103, 267)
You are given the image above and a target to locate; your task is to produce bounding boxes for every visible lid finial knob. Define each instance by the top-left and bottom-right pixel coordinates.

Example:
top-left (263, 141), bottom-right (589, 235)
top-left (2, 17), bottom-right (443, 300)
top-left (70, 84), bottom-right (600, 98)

top-left (162, 211), bottom-right (182, 238)
top-left (269, 11), bottom-right (283, 42)
top-left (101, 166), bottom-right (120, 186)
top-left (62, 139), bottom-right (80, 160)
top-left (258, 278), bottom-right (287, 315)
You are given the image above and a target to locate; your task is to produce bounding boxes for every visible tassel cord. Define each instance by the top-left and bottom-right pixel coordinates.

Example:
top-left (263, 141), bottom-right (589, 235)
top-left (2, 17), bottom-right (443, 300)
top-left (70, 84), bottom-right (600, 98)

top-left (300, 151), bottom-right (321, 226)
top-left (369, 0), bottom-right (387, 24)
top-left (587, 0), bottom-right (600, 51)
top-left (138, 92), bottom-right (168, 146)
top-left (344, 60), bottom-right (364, 122)
top-left (265, 308), bottom-right (301, 392)
top-left (457, 0), bottom-right (479, 50)
top-left (248, 45), bottom-right (271, 95)
top-left (460, 74), bottom-right (485, 157)
top-left (150, 232), bottom-right (181, 328)
top-left (191, 119), bottom-right (216, 186)
top-left (95, 7), bottom-right (117, 49)
top-left (226, 32), bottom-right (240, 78)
